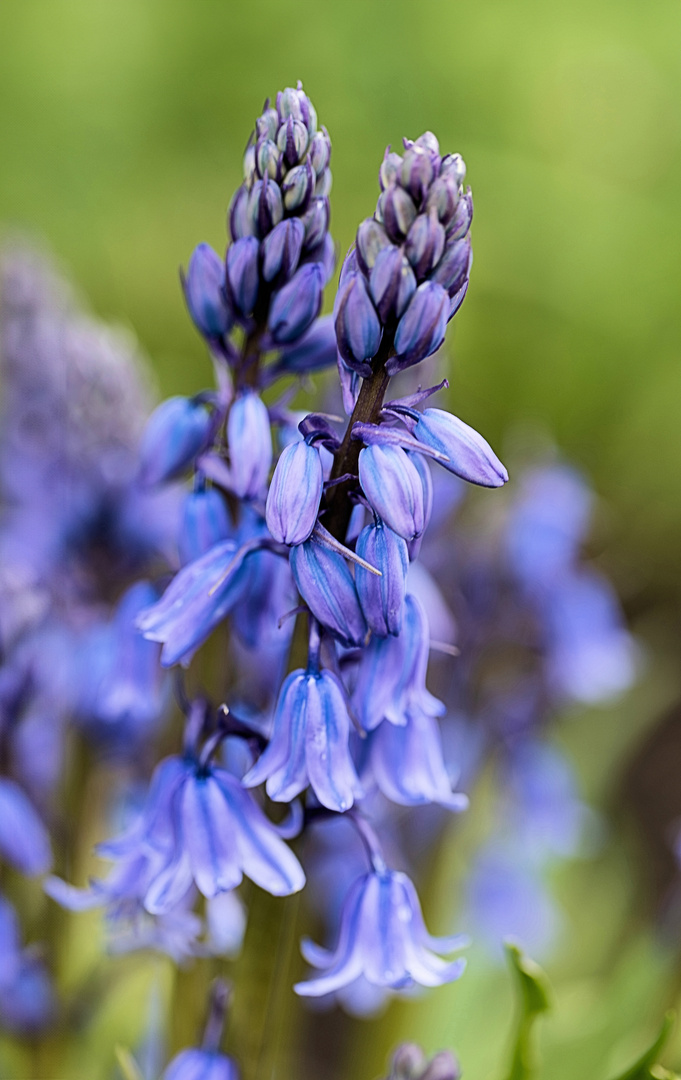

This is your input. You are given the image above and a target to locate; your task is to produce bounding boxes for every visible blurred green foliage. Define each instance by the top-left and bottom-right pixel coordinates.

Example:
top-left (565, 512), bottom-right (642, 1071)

top-left (1, 1), bottom-right (681, 1077)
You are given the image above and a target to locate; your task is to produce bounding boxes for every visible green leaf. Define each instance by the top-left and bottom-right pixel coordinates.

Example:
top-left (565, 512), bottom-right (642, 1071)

top-left (608, 1012), bottom-right (679, 1080)
top-left (502, 942), bottom-right (552, 1080)
top-left (115, 1044), bottom-right (145, 1080)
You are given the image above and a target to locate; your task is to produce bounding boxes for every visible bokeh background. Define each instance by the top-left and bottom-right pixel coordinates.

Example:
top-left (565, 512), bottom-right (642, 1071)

top-left (1, 0), bottom-right (681, 1076)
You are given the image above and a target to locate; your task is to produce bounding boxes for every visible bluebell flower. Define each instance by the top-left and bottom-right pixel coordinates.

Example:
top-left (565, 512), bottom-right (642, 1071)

top-left (0, 894), bottom-right (21, 991)
top-left (359, 445), bottom-right (425, 541)
top-left (139, 396), bottom-right (216, 487)
top-left (137, 540), bottom-right (252, 666)
top-left (335, 273), bottom-right (382, 375)
top-left (162, 1048), bottom-right (239, 1080)
top-left (227, 392), bottom-right (273, 499)
top-left (290, 539), bottom-right (368, 647)
top-left (270, 314), bottom-right (337, 377)
top-left (244, 667), bottom-right (361, 812)
top-left (366, 710), bottom-right (468, 812)
top-left (179, 486), bottom-right (232, 565)
top-left (295, 868), bottom-right (466, 996)
top-left (412, 409), bottom-right (508, 487)
top-left (0, 777), bottom-right (51, 875)
top-left (0, 951), bottom-right (54, 1035)
top-left (265, 438), bottom-right (323, 545)
top-left (183, 243), bottom-right (233, 339)
top-left (268, 263), bottom-right (324, 344)
top-left (352, 594), bottom-right (443, 731)
top-left (225, 236), bottom-right (260, 316)
top-left (355, 520), bottom-right (409, 636)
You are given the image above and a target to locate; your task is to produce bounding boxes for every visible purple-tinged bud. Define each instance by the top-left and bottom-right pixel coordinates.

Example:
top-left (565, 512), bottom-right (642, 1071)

top-left (370, 246), bottom-right (416, 323)
top-left (248, 177), bottom-right (283, 237)
top-left (266, 440), bottom-right (323, 545)
top-left (414, 409), bottom-right (508, 487)
top-left (179, 487), bottom-right (231, 565)
top-left (269, 263), bottom-right (324, 344)
top-left (228, 184), bottom-right (252, 241)
top-left (227, 392), bottom-right (272, 499)
top-left (338, 245), bottom-right (359, 290)
top-left (414, 131), bottom-right (441, 171)
top-left (379, 149), bottom-right (403, 190)
top-left (400, 146), bottom-right (435, 205)
top-left (300, 197), bottom-right (329, 251)
top-left (162, 1048), bottom-right (238, 1080)
top-left (225, 237), bottom-right (260, 316)
top-left (274, 315), bottom-right (337, 376)
top-left (301, 232), bottom-right (336, 285)
top-left (405, 213), bottom-right (446, 279)
top-left (308, 130), bottom-right (331, 175)
top-left (290, 540), bottom-right (368, 647)
top-left (430, 234), bottom-right (471, 297)
top-left (447, 188), bottom-right (473, 241)
top-left (420, 1052), bottom-right (462, 1080)
top-left (184, 243), bottom-right (233, 338)
top-left (256, 106), bottom-right (279, 141)
top-left (243, 143), bottom-right (256, 184)
top-left (440, 153), bottom-right (466, 186)
top-left (277, 86), bottom-right (304, 123)
top-left (261, 218), bottom-right (305, 283)
top-left (359, 444), bottom-right (425, 541)
top-left (448, 278), bottom-right (469, 321)
top-left (139, 396), bottom-right (214, 486)
top-left (356, 520), bottom-right (409, 636)
top-left (390, 1043), bottom-right (427, 1080)
top-left (255, 137), bottom-right (280, 180)
top-left (390, 282), bottom-right (449, 373)
top-left (335, 274), bottom-right (382, 375)
top-left (282, 161), bottom-right (315, 212)
top-left (315, 170), bottom-right (332, 197)
top-left (137, 540), bottom-right (252, 666)
top-left (356, 218), bottom-right (392, 276)
top-left (382, 184), bottom-right (418, 242)
top-left (0, 778), bottom-right (51, 875)
top-left (425, 173), bottom-right (460, 226)
top-left (244, 667), bottom-right (360, 812)
top-left (277, 116), bottom-right (309, 167)
top-left (407, 453), bottom-right (433, 561)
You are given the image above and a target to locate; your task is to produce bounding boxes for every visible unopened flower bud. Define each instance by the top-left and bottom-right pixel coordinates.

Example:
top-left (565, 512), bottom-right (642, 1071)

top-left (420, 1052), bottom-right (461, 1080)
top-left (382, 184), bottom-right (418, 242)
top-left (430, 234), bottom-right (471, 297)
top-left (275, 314), bottom-right (337, 375)
top-left (405, 212), bottom-right (446, 279)
top-left (315, 170), bottom-right (333, 198)
top-left (248, 177), bottom-right (284, 237)
top-left (447, 189), bottom-right (473, 241)
top-left (243, 142), bottom-right (257, 184)
top-left (140, 396), bottom-right (214, 486)
top-left (282, 161), bottom-right (315, 212)
top-left (379, 150), bottom-right (404, 191)
top-left (277, 86), bottom-right (304, 123)
top-left (184, 243), bottom-right (233, 338)
top-left (359, 444), bottom-right (425, 541)
top-left (356, 520), bottom-right (409, 636)
top-left (278, 116), bottom-right (309, 168)
top-left (266, 439), bottom-right (323, 545)
top-left (356, 218), bottom-right (392, 275)
top-left (414, 408), bottom-right (508, 487)
top-left (228, 392), bottom-right (273, 499)
top-left (370, 246), bottom-right (416, 322)
top-left (300, 196), bottom-right (330, 251)
top-left (229, 184), bottom-right (252, 241)
top-left (440, 153), bottom-right (466, 187)
top-left (335, 274), bottom-right (382, 373)
top-left (390, 281), bottom-right (449, 373)
top-left (261, 218), bottom-right (305, 283)
top-left (179, 487), bottom-right (232, 565)
top-left (256, 137), bottom-right (280, 180)
top-left (256, 106), bottom-right (279, 141)
top-left (390, 1044), bottom-right (427, 1080)
top-left (414, 131), bottom-right (441, 171)
top-left (400, 146), bottom-right (435, 205)
top-left (268, 263), bottom-right (324, 344)
top-left (290, 540), bottom-right (367, 647)
top-left (425, 173), bottom-right (461, 226)
top-left (226, 236), bottom-right (260, 316)
top-left (302, 232), bottom-right (336, 285)
top-left (308, 131), bottom-right (331, 175)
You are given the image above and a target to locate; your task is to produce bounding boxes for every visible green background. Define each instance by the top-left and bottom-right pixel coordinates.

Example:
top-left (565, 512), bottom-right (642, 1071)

top-left (1, 1), bottom-right (681, 1077)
